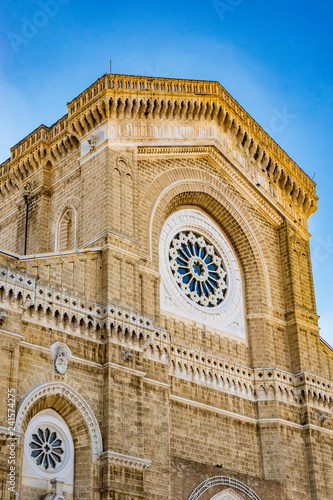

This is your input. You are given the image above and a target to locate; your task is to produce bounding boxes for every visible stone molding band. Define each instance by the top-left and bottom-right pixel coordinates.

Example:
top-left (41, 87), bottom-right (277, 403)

top-left (99, 450), bottom-right (151, 470)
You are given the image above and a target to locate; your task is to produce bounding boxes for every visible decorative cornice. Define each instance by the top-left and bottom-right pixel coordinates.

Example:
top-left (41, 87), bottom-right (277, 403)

top-left (99, 450), bottom-right (151, 470)
top-left (138, 144), bottom-right (284, 227)
top-left (0, 74), bottom-right (317, 221)
top-left (0, 263), bottom-right (170, 355)
top-left (1, 263), bottom-right (331, 414)
top-left (170, 341), bottom-right (333, 413)
top-left (0, 264), bottom-right (36, 291)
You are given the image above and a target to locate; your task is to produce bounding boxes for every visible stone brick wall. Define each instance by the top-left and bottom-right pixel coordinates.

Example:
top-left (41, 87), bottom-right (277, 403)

top-left (0, 74), bottom-right (332, 500)
top-left (171, 457), bottom-right (284, 500)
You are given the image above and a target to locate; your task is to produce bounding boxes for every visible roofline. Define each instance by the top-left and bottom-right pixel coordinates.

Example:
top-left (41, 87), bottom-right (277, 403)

top-left (0, 73), bottom-right (316, 190)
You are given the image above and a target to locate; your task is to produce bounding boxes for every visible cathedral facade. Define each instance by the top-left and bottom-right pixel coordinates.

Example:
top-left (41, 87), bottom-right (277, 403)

top-left (0, 74), bottom-right (332, 500)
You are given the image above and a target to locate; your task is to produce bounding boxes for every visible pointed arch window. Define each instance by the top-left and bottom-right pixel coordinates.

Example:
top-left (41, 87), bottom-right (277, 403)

top-left (57, 207), bottom-right (76, 251)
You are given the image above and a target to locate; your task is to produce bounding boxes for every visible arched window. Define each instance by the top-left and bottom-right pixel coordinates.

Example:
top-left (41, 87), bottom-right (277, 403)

top-left (159, 209), bottom-right (246, 339)
top-left (22, 409), bottom-right (74, 498)
top-left (57, 207), bottom-right (76, 251)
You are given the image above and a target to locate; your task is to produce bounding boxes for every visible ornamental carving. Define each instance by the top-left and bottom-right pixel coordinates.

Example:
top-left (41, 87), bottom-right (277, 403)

top-left (290, 235), bottom-right (307, 256)
top-left (42, 489), bottom-right (56, 500)
top-left (53, 346), bottom-right (70, 375)
top-left (42, 490), bottom-right (67, 500)
top-left (317, 412), bottom-right (328, 423)
top-left (42, 478), bottom-right (68, 499)
top-left (116, 156), bottom-right (131, 173)
top-left (23, 181), bottom-right (33, 194)
top-left (122, 350), bottom-right (133, 362)
top-left (87, 134), bottom-right (97, 151)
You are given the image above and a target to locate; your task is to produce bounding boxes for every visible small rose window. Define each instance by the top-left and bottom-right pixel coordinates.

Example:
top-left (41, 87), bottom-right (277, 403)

top-left (29, 427), bottom-right (64, 471)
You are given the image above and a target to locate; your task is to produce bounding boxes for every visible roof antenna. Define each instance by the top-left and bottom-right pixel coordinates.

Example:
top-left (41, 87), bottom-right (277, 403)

top-left (312, 172), bottom-right (316, 181)
top-left (110, 60), bottom-right (112, 74)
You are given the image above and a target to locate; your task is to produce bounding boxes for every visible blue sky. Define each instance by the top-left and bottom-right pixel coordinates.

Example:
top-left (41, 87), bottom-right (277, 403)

top-left (1, 0), bottom-right (332, 344)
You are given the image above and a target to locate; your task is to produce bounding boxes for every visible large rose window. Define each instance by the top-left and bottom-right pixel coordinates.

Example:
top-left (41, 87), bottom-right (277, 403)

top-left (169, 231), bottom-right (228, 307)
top-left (159, 209), bottom-right (246, 339)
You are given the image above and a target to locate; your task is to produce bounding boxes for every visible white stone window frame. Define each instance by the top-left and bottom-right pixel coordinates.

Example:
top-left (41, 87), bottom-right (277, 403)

top-left (23, 409), bottom-right (74, 484)
top-left (159, 209), bottom-right (246, 339)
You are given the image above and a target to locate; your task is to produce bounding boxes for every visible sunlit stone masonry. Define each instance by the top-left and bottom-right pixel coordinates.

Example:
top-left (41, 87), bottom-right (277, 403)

top-left (0, 73), bottom-right (332, 500)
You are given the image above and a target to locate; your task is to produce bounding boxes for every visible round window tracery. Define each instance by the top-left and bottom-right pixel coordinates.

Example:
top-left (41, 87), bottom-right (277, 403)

top-left (29, 426), bottom-right (64, 471)
top-left (23, 410), bottom-right (74, 482)
top-left (169, 231), bottom-right (228, 307)
top-left (159, 209), bottom-right (246, 339)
